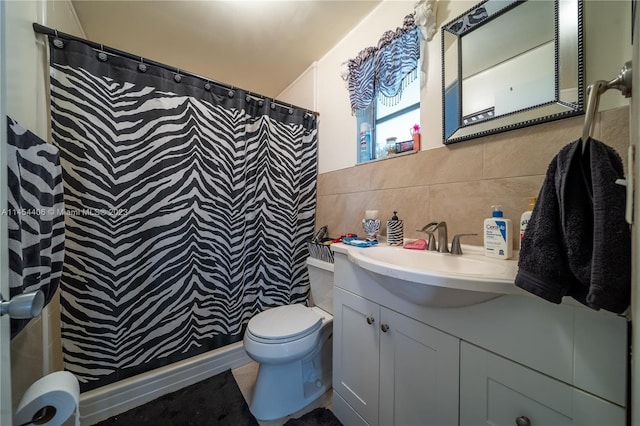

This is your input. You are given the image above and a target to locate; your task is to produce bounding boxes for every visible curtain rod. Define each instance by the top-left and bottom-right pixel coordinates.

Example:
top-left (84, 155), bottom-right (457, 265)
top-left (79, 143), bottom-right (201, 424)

top-left (32, 23), bottom-right (319, 117)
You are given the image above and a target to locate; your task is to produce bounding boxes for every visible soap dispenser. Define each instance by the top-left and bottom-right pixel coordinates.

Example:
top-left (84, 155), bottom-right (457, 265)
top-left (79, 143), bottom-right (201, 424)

top-left (519, 197), bottom-right (537, 249)
top-left (387, 211), bottom-right (404, 246)
top-left (484, 205), bottom-right (513, 259)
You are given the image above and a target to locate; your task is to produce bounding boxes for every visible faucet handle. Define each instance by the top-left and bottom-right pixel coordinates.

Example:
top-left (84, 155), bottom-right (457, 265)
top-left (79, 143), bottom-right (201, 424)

top-left (450, 233), bottom-right (478, 255)
top-left (417, 222), bottom-right (439, 251)
top-left (417, 222), bottom-right (438, 233)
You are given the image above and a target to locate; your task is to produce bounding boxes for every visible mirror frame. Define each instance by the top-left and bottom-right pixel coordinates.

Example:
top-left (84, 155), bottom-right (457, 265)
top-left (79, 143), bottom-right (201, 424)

top-left (441, 0), bottom-right (584, 144)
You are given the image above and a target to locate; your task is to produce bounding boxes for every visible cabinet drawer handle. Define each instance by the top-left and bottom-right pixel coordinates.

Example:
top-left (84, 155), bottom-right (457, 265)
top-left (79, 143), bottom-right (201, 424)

top-left (380, 323), bottom-right (389, 332)
top-left (366, 315), bottom-right (375, 325)
top-left (515, 416), bottom-right (531, 426)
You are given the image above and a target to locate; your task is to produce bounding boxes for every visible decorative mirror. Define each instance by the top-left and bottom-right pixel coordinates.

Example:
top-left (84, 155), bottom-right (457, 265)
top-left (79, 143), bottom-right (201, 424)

top-left (442, 0), bottom-right (583, 144)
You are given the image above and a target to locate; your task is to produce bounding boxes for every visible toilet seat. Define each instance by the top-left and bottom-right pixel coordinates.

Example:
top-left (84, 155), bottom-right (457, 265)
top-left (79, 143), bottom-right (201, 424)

top-left (247, 304), bottom-right (322, 344)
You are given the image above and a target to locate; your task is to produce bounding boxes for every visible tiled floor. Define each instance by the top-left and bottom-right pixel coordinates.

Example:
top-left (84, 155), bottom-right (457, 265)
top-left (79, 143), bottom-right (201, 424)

top-left (232, 361), bottom-right (333, 426)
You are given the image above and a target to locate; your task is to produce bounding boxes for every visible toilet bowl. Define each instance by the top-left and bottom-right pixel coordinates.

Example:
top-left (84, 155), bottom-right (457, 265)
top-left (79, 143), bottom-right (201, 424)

top-left (243, 257), bottom-right (334, 421)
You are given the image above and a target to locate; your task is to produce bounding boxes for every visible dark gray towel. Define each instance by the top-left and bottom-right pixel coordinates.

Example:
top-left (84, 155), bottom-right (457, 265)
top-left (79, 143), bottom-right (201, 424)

top-left (515, 138), bottom-right (630, 314)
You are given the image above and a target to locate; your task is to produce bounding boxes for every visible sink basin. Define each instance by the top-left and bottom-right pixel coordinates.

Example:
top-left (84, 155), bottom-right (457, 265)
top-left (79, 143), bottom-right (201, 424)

top-left (346, 245), bottom-right (520, 308)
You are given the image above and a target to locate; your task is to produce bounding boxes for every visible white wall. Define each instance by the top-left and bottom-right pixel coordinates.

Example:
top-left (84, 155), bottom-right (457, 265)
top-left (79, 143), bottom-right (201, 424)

top-left (278, 61), bottom-right (317, 111)
top-left (6, 1), bottom-right (46, 138)
top-left (5, 0), bottom-right (84, 405)
top-left (280, 0), bottom-right (632, 174)
top-left (0, 2), bottom-right (10, 423)
top-left (6, 0), bottom-right (85, 139)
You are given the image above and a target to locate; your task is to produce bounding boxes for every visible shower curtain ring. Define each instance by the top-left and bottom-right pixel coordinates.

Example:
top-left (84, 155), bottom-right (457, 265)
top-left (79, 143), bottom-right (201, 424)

top-left (97, 44), bottom-right (108, 62)
top-left (174, 69), bottom-right (182, 83)
top-left (138, 57), bottom-right (147, 73)
top-left (52, 29), bottom-right (64, 49)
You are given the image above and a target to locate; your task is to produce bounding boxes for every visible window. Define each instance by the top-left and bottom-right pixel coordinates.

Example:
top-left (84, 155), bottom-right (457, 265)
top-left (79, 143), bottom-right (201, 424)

top-left (358, 77), bottom-right (420, 162)
top-left (342, 14), bottom-right (422, 164)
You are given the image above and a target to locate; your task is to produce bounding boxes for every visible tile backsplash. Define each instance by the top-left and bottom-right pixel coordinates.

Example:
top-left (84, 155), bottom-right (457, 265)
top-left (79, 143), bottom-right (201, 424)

top-left (316, 106), bottom-right (629, 248)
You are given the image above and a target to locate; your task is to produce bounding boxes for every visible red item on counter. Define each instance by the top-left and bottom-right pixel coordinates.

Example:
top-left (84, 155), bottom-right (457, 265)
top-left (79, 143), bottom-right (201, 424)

top-left (403, 239), bottom-right (427, 250)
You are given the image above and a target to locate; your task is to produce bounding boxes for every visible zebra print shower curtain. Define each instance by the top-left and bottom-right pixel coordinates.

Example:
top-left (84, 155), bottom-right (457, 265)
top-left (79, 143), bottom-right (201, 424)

top-left (48, 39), bottom-right (318, 391)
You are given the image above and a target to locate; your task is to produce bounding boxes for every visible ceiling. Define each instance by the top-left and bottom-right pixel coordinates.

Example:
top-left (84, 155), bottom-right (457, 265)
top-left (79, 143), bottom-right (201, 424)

top-left (71, 1), bottom-right (382, 98)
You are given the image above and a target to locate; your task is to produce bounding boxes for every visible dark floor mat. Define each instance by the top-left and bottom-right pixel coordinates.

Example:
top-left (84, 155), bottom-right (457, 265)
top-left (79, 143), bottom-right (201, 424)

top-left (284, 407), bottom-right (343, 426)
top-left (94, 369), bottom-right (259, 426)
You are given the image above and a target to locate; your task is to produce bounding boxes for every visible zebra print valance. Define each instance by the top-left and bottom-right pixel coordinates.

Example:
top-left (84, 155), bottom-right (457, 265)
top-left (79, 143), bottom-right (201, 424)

top-left (48, 38), bottom-right (318, 391)
top-left (341, 13), bottom-right (421, 113)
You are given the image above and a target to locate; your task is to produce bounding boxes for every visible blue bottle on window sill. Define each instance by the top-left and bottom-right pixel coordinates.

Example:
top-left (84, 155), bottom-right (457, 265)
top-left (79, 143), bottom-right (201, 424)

top-left (359, 122), bottom-right (371, 162)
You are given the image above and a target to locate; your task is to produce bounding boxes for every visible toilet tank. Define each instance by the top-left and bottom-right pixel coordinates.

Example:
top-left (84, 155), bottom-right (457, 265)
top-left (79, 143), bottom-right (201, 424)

top-left (306, 257), bottom-right (334, 315)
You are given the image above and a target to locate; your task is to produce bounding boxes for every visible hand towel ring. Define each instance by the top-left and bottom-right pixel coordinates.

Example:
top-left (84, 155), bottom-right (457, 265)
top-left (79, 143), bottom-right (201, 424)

top-left (581, 61), bottom-right (632, 153)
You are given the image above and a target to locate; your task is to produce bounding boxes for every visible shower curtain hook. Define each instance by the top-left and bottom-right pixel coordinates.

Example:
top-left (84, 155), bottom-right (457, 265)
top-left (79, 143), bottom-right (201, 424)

top-left (174, 68), bottom-right (182, 83)
top-left (97, 44), bottom-right (108, 62)
top-left (138, 57), bottom-right (147, 73)
top-left (52, 29), bottom-right (64, 49)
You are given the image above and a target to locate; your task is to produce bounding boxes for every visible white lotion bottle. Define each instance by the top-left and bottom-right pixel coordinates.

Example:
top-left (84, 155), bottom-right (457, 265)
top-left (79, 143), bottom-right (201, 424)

top-left (519, 197), bottom-right (537, 249)
top-left (484, 205), bottom-right (513, 259)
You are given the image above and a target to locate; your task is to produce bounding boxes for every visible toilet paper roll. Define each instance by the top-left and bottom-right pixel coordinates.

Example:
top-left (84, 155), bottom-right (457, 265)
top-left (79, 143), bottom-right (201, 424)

top-left (14, 371), bottom-right (80, 426)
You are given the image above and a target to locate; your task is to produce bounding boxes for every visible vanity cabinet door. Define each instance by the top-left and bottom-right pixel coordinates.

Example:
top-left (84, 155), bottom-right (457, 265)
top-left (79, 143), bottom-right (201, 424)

top-left (379, 307), bottom-right (459, 426)
top-left (333, 287), bottom-right (381, 426)
top-left (460, 342), bottom-right (625, 426)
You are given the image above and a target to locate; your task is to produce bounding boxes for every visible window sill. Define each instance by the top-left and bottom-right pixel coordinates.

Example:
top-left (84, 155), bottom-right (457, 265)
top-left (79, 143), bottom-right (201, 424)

top-left (356, 149), bottom-right (418, 166)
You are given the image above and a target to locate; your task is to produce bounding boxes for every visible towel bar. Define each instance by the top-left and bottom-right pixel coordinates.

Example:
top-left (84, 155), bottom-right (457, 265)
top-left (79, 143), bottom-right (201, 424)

top-left (582, 61), bottom-right (632, 152)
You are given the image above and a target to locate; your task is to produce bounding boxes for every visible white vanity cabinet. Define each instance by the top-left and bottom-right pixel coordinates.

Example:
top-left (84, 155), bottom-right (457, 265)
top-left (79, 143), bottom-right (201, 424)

top-left (460, 342), bottom-right (625, 426)
top-left (331, 248), bottom-right (628, 426)
top-left (333, 287), bottom-right (380, 425)
top-left (333, 287), bottom-right (459, 426)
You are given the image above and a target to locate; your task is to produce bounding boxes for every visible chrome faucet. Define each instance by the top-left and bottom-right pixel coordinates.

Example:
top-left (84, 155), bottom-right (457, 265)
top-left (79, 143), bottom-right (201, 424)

top-left (418, 221), bottom-right (449, 253)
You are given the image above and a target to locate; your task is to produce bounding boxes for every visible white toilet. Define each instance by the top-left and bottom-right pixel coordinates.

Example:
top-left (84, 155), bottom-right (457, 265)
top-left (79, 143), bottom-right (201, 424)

top-left (243, 257), bottom-right (334, 421)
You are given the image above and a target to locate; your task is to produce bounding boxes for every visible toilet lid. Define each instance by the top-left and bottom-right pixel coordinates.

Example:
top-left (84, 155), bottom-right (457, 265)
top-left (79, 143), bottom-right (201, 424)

top-left (248, 304), bottom-right (322, 341)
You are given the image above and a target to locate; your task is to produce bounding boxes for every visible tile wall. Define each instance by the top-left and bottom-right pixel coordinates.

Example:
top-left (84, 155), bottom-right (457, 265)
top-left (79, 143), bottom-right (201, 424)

top-left (11, 291), bottom-right (63, 411)
top-left (316, 107), bottom-right (630, 249)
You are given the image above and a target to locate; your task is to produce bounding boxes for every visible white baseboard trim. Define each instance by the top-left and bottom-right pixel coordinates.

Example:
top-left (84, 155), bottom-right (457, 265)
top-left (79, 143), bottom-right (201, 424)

top-left (79, 342), bottom-right (251, 426)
